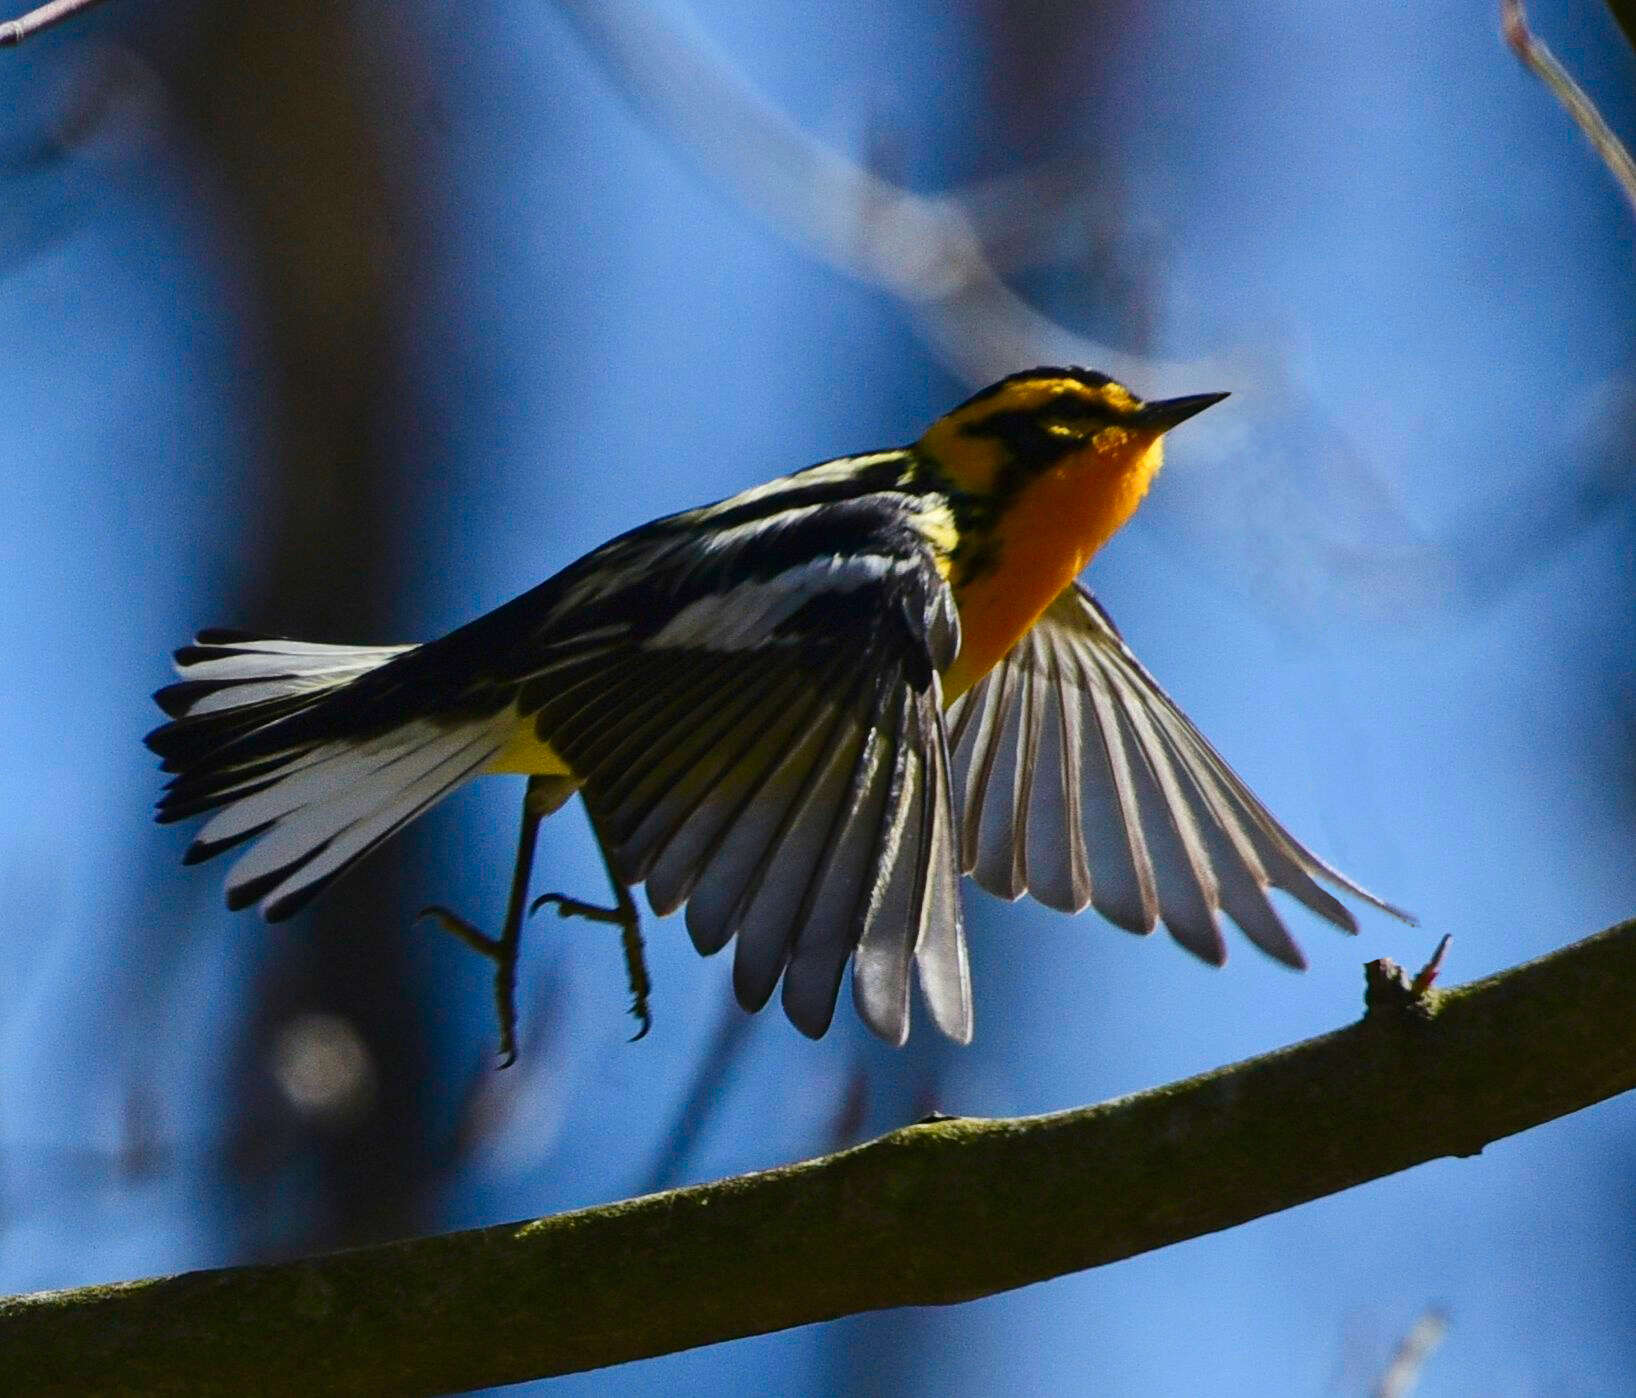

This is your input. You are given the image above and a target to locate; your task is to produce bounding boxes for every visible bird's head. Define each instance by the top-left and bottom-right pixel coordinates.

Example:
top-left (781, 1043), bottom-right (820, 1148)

top-left (915, 366), bottom-right (1226, 498)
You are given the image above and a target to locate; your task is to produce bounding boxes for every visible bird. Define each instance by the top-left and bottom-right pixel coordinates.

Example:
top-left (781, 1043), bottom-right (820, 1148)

top-left (146, 367), bottom-right (1411, 1063)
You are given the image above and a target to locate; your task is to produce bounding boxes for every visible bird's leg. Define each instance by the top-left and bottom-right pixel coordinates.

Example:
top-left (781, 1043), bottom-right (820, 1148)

top-left (418, 774), bottom-right (568, 1068)
top-left (531, 801), bottom-right (652, 1040)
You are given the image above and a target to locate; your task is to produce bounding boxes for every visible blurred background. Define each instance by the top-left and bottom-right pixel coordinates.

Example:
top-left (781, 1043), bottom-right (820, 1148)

top-left (2, 0), bottom-right (1634, 1392)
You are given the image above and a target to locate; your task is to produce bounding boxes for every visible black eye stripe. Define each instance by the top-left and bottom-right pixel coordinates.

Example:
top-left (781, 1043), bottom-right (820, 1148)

top-left (956, 410), bottom-right (1082, 478)
top-left (958, 404), bottom-right (1112, 443)
top-left (1044, 392), bottom-right (1107, 421)
top-left (960, 392), bottom-right (1122, 435)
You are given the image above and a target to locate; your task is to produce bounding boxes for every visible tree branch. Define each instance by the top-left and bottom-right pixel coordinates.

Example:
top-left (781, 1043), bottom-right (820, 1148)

top-left (0, 0), bottom-right (111, 46)
top-left (3, 917), bottom-right (1634, 1396)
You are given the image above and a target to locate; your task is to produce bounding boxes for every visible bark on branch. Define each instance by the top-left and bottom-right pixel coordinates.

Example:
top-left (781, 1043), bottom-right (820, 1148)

top-left (3, 918), bottom-right (1634, 1397)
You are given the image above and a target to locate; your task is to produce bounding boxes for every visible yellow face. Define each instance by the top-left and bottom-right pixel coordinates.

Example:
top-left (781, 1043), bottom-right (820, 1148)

top-left (916, 368), bottom-right (1225, 699)
top-left (915, 370), bottom-right (1160, 497)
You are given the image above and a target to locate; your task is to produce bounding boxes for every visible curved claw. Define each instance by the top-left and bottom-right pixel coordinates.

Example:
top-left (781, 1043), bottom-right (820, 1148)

top-left (620, 917), bottom-right (652, 1043)
top-left (530, 889), bottom-right (653, 1042)
top-left (530, 891), bottom-right (624, 924)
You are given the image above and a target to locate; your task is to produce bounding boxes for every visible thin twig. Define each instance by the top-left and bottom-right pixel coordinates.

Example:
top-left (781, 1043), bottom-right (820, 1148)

top-left (1503, 0), bottom-right (1636, 219)
top-left (0, 0), bottom-right (112, 47)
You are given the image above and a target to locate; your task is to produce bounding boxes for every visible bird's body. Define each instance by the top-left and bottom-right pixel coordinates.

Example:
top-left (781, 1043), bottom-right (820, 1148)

top-left (149, 368), bottom-right (1408, 1054)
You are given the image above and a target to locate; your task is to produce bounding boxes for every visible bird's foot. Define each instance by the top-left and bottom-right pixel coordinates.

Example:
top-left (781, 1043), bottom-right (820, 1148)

top-left (530, 891), bottom-right (653, 1041)
top-left (417, 904), bottom-right (521, 1068)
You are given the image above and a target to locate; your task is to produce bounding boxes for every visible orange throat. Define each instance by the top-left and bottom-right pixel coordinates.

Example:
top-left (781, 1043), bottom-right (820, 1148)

top-left (943, 433), bottom-right (1162, 701)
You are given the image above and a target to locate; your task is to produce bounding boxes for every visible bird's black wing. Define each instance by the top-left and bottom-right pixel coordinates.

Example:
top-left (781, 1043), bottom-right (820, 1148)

top-left (511, 487), bottom-right (971, 1046)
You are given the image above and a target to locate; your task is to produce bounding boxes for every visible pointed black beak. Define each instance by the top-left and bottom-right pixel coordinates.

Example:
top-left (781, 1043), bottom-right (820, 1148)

top-left (1134, 391), bottom-right (1229, 432)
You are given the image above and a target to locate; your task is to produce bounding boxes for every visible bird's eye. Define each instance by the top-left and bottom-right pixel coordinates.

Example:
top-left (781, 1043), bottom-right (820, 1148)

top-left (1044, 395), bottom-right (1106, 432)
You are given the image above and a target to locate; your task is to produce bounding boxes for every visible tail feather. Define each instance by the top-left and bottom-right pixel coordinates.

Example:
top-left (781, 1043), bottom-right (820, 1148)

top-left (149, 633), bottom-right (416, 745)
top-left (149, 632), bottom-right (509, 920)
top-left (190, 732), bottom-right (417, 854)
top-left (224, 722), bottom-right (506, 920)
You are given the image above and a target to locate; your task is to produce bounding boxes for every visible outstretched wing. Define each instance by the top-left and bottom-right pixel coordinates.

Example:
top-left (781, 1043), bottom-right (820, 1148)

top-left (945, 583), bottom-right (1411, 966)
top-left (514, 489), bottom-right (971, 1046)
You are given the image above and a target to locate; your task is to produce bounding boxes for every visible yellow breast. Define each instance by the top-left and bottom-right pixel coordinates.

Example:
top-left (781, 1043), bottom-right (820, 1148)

top-left (942, 431), bottom-right (1163, 701)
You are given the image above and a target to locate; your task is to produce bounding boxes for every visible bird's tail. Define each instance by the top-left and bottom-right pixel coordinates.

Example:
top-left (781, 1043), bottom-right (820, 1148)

top-left (146, 630), bottom-right (511, 919)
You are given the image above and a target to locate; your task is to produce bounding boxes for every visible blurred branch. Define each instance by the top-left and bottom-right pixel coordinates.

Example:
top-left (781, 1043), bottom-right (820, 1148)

top-left (0, 0), bottom-right (109, 46)
top-left (1371, 1306), bottom-right (1450, 1398)
top-left (1504, 0), bottom-right (1636, 219)
top-left (552, 0), bottom-right (1177, 393)
top-left (4, 918), bottom-right (1635, 1395)
top-left (148, 2), bottom-right (443, 1255)
top-left (641, 995), bottom-right (755, 1192)
top-left (552, 0), bottom-right (1442, 620)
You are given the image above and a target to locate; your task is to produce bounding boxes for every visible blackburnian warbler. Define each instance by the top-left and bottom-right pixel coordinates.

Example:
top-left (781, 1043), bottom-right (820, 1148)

top-left (148, 368), bottom-right (1410, 1062)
